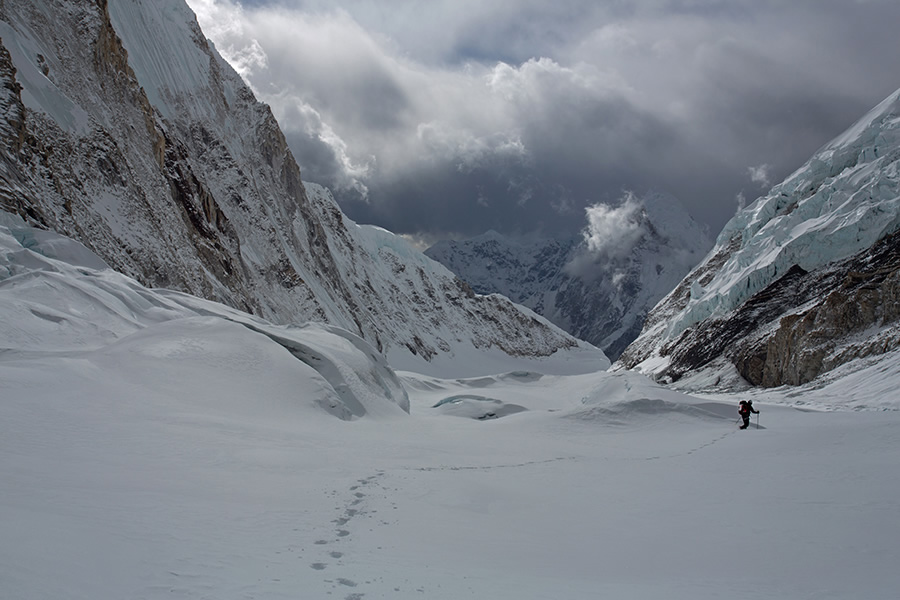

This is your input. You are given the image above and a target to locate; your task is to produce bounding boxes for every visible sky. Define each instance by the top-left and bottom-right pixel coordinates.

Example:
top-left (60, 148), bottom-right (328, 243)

top-left (186, 0), bottom-right (900, 247)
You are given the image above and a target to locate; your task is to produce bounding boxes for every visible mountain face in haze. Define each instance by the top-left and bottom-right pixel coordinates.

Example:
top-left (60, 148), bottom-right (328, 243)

top-left (0, 0), bottom-right (603, 374)
top-left (425, 193), bottom-right (712, 360)
top-left (617, 88), bottom-right (900, 389)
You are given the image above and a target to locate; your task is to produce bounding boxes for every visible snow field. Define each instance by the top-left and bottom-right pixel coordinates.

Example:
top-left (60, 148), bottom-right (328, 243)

top-left (4, 357), bottom-right (899, 599)
top-left (2, 213), bottom-right (899, 599)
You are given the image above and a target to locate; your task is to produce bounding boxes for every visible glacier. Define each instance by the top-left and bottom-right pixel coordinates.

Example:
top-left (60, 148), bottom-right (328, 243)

top-left (3, 208), bottom-right (900, 599)
top-left (618, 86), bottom-right (900, 386)
top-left (0, 2), bottom-right (899, 597)
top-left (671, 88), bottom-right (900, 340)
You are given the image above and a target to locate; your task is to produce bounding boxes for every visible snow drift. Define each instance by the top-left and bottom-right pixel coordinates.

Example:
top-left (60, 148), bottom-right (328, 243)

top-left (0, 210), bottom-right (409, 420)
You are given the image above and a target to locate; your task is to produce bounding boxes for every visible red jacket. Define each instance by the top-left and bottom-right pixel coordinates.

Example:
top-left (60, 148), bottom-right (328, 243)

top-left (738, 401), bottom-right (758, 416)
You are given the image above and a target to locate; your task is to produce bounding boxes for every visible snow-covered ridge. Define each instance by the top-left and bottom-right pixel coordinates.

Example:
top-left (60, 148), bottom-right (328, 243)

top-left (107, 0), bottom-right (222, 123)
top-left (425, 192), bottom-right (711, 359)
top-left (302, 184), bottom-right (609, 377)
top-left (618, 86), bottom-right (900, 387)
top-left (0, 0), bottom-right (600, 376)
top-left (671, 88), bottom-right (900, 340)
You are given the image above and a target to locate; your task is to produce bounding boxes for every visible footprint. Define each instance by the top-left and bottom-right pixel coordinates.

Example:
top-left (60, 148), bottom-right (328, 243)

top-left (310, 562), bottom-right (327, 571)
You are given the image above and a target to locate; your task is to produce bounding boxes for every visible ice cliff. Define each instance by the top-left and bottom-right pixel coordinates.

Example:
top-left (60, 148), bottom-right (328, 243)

top-left (618, 88), bottom-right (900, 388)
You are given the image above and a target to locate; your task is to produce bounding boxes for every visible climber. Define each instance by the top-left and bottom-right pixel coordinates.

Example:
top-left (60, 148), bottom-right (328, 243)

top-left (738, 399), bottom-right (759, 429)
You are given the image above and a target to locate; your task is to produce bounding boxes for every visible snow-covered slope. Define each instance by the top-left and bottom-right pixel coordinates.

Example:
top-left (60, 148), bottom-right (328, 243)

top-left (0, 0), bottom-right (600, 374)
top-left (426, 192), bottom-right (711, 359)
top-left (0, 210), bottom-right (409, 420)
top-left (618, 88), bottom-right (900, 388)
top-left (3, 204), bottom-right (900, 599)
top-left (304, 184), bottom-right (607, 377)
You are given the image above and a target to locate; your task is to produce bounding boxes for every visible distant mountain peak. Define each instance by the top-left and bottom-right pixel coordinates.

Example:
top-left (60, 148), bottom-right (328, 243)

top-left (426, 192), bottom-right (711, 360)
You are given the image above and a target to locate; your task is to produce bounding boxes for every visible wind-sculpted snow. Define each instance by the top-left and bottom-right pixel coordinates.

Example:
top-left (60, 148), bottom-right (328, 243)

top-left (0, 212), bottom-right (408, 420)
top-left (431, 394), bottom-right (529, 420)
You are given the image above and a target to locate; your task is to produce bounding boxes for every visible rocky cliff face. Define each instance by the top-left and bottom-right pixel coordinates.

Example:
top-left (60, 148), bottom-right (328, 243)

top-left (733, 231), bottom-right (900, 387)
top-left (0, 0), bottom-right (599, 373)
top-left (618, 88), bottom-right (900, 389)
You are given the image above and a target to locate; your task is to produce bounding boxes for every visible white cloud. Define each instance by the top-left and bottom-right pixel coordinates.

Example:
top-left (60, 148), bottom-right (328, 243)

top-left (188, 0), bottom-right (267, 79)
top-left (563, 192), bottom-right (650, 283)
top-left (416, 122), bottom-right (528, 174)
top-left (748, 164), bottom-right (772, 188)
top-left (582, 193), bottom-right (647, 259)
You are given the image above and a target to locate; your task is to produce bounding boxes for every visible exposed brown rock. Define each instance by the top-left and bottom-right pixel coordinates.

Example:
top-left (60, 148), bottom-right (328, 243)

top-left (647, 229), bottom-right (900, 387)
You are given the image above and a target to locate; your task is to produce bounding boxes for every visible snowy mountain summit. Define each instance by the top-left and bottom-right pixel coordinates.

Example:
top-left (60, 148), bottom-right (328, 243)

top-left (0, 0), bottom-right (604, 376)
top-left (618, 88), bottom-right (900, 389)
top-left (426, 192), bottom-right (711, 360)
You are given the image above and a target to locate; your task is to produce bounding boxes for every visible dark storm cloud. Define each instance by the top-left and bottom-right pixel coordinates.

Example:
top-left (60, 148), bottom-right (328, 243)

top-left (188, 0), bottom-right (900, 242)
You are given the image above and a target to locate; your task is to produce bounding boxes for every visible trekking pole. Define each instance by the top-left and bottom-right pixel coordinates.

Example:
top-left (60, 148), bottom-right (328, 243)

top-left (756, 412), bottom-right (760, 429)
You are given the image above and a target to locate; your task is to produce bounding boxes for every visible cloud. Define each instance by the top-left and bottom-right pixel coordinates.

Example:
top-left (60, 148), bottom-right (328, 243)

top-left (186, 0), bottom-right (900, 241)
top-left (748, 164), bottom-right (772, 188)
top-left (187, 0), bottom-right (267, 79)
top-left (582, 194), bottom-right (647, 259)
top-left (564, 192), bottom-right (651, 284)
top-left (415, 122), bottom-right (528, 175)
top-left (272, 98), bottom-right (372, 200)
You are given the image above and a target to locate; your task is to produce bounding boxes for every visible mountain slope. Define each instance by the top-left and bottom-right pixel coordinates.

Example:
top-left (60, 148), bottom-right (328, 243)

top-left (4, 209), bottom-right (900, 598)
top-left (0, 0), bottom-right (604, 374)
top-left (617, 88), bottom-right (900, 388)
top-left (0, 210), bottom-right (409, 420)
top-left (426, 192), bottom-right (711, 359)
